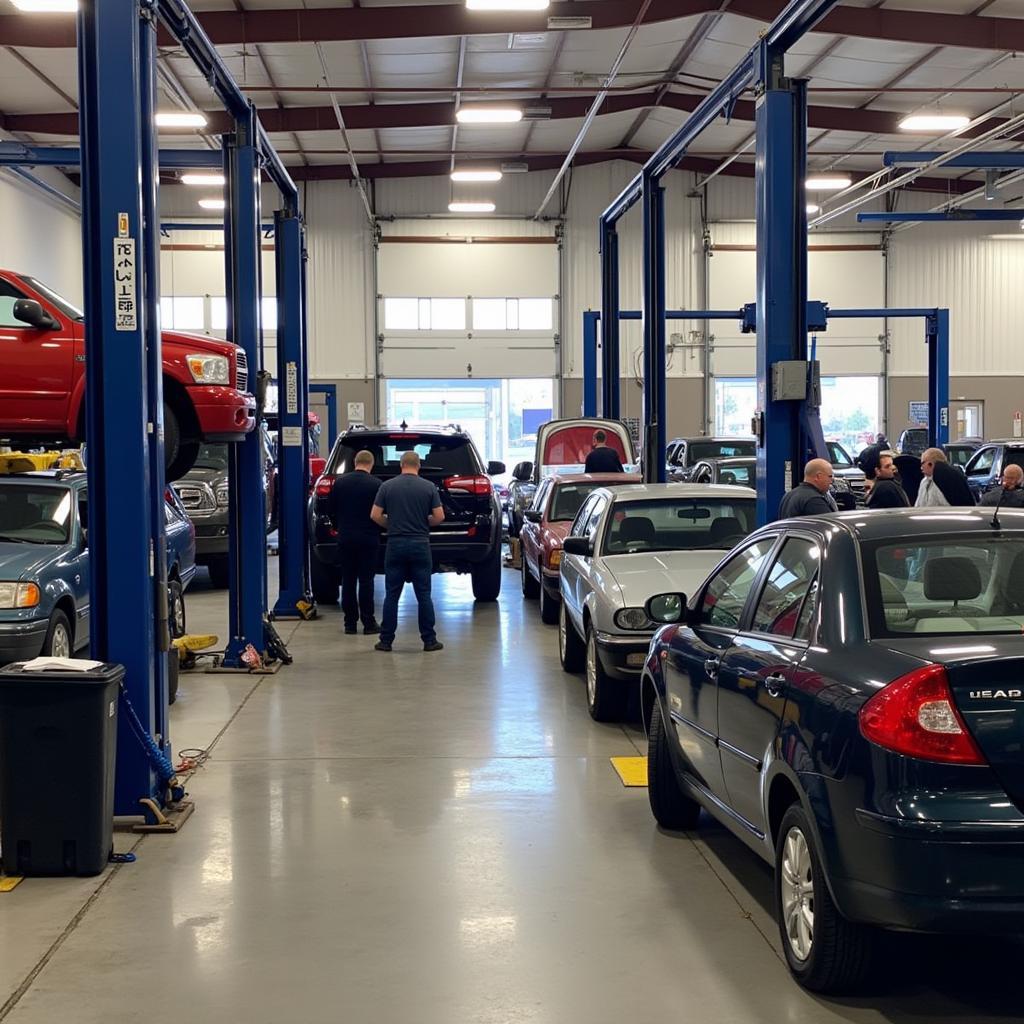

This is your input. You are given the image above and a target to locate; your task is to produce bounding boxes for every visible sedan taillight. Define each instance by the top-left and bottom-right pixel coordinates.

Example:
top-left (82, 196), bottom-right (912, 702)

top-left (444, 475), bottom-right (492, 496)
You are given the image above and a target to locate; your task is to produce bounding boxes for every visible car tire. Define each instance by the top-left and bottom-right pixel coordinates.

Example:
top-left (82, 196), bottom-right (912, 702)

top-left (311, 554), bottom-right (340, 605)
top-left (168, 578), bottom-right (186, 639)
top-left (774, 802), bottom-right (874, 994)
top-left (207, 555), bottom-right (230, 590)
top-left (168, 649), bottom-right (179, 706)
top-left (42, 609), bottom-right (73, 659)
top-left (521, 552), bottom-right (539, 599)
top-left (647, 698), bottom-right (700, 830)
top-left (585, 624), bottom-right (626, 722)
top-left (471, 542), bottom-right (502, 602)
top-left (539, 583), bottom-right (559, 625)
top-left (558, 601), bottom-right (585, 673)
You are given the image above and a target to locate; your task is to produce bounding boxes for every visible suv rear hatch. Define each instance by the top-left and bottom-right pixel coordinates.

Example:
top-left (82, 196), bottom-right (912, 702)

top-left (534, 418), bottom-right (634, 479)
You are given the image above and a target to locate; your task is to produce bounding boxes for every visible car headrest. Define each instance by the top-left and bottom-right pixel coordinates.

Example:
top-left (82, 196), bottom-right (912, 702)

top-left (923, 556), bottom-right (982, 602)
top-left (709, 517), bottom-right (744, 545)
top-left (615, 516), bottom-right (655, 547)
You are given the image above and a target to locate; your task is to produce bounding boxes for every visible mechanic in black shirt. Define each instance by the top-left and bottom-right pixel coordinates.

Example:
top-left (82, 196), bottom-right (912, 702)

top-left (866, 451), bottom-right (910, 509)
top-left (328, 449), bottom-right (382, 635)
top-left (584, 429), bottom-right (624, 474)
top-left (778, 459), bottom-right (836, 519)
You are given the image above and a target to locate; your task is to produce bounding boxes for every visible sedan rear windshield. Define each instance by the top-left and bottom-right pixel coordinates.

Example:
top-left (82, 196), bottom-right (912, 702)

top-left (0, 484), bottom-right (72, 544)
top-left (549, 479), bottom-right (640, 522)
top-left (327, 435), bottom-right (480, 479)
top-left (687, 440), bottom-right (755, 464)
top-left (603, 498), bottom-right (755, 555)
top-left (867, 534), bottom-right (1024, 636)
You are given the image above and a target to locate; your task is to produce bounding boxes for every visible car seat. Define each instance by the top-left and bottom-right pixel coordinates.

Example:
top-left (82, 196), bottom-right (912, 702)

top-left (922, 556), bottom-right (982, 615)
top-left (719, 471), bottom-right (736, 485)
top-left (709, 516), bottom-right (744, 548)
top-left (611, 516), bottom-right (655, 552)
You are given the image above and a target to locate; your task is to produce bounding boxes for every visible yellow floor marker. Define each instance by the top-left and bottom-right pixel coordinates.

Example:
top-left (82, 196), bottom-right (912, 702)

top-left (610, 756), bottom-right (648, 787)
top-left (0, 876), bottom-right (24, 893)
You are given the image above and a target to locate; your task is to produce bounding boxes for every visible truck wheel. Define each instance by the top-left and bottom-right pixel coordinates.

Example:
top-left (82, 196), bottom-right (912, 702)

top-left (207, 556), bottom-right (230, 589)
top-left (311, 554), bottom-right (339, 604)
top-left (43, 610), bottom-right (73, 659)
top-left (163, 402), bottom-right (200, 481)
top-left (471, 543), bottom-right (502, 602)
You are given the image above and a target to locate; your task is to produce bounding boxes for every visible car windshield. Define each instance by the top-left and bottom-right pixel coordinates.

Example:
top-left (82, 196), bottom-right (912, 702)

top-left (868, 533), bottom-right (1024, 636)
top-left (549, 479), bottom-right (639, 521)
top-left (193, 444), bottom-right (229, 472)
top-left (603, 498), bottom-right (755, 555)
top-left (19, 276), bottom-right (84, 321)
top-left (717, 462), bottom-right (754, 487)
top-left (0, 484), bottom-right (73, 544)
top-left (328, 435), bottom-right (480, 479)
top-left (828, 442), bottom-right (852, 467)
top-left (686, 440), bottom-right (755, 464)
top-left (946, 446), bottom-right (976, 469)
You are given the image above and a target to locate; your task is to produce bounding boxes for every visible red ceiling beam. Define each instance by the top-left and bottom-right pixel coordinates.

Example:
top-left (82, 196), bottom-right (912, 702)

top-left (2, 0), bottom-right (1022, 51)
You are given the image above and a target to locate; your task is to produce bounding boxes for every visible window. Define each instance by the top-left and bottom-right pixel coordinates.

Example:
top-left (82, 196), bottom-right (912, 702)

top-left (751, 538), bottom-right (820, 638)
top-left (966, 448), bottom-right (997, 477)
top-left (0, 279), bottom-right (28, 328)
top-left (828, 442), bottom-right (852, 467)
top-left (325, 434), bottom-right (479, 479)
top-left (262, 297), bottom-right (278, 332)
top-left (0, 483), bottom-right (72, 544)
top-left (384, 297), bottom-right (466, 331)
top-left (531, 479), bottom-right (552, 514)
top-left (18, 277), bottom-right (82, 321)
top-left (211, 297), bottom-right (227, 331)
top-left (585, 495), bottom-right (608, 544)
top-left (699, 539), bottom-right (775, 630)
top-left (717, 463), bottom-right (754, 487)
top-left (570, 494), bottom-right (599, 538)
top-left (161, 296), bottom-right (204, 331)
top-left (603, 498), bottom-right (755, 555)
top-left (471, 298), bottom-right (552, 331)
top-left (686, 439), bottom-right (755, 465)
top-left (548, 481), bottom-right (634, 523)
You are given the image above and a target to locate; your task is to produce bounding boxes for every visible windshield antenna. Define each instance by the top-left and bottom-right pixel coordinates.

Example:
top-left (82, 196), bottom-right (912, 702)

top-left (991, 486), bottom-right (1006, 531)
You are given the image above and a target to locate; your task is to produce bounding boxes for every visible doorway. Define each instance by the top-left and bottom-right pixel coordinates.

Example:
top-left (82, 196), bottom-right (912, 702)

top-left (950, 400), bottom-right (984, 440)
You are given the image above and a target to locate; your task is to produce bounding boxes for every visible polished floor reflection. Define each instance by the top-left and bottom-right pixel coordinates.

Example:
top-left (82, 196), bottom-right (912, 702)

top-left (1, 564), bottom-right (1022, 1023)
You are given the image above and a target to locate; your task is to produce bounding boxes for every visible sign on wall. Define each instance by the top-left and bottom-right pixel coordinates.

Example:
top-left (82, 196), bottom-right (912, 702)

top-left (908, 401), bottom-right (929, 425)
top-left (347, 401), bottom-right (365, 424)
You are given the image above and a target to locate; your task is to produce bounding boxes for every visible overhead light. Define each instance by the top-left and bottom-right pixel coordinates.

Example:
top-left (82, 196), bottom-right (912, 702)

top-left (806, 203), bottom-right (821, 215)
top-left (198, 198), bottom-right (226, 211)
top-left (449, 202), bottom-right (496, 213)
top-left (899, 114), bottom-right (970, 132)
top-left (806, 175), bottom-right (852, 191)
top-left (500, 161), bottom-right (529, 173)
top-left (156, 111), bottom-right (208, 129)
top-left (181, 173), bottom-right (226, 187)
top-left (11, 0), bottom-right (77, 9)
top-left (455, 107), bottom-right (523, 125)
top-left (988, 234), bottom-right (1024, 240)
top-left (467, 0), bottom-right (548, 8)
top-left (451, 169), bottom-right (503, 183)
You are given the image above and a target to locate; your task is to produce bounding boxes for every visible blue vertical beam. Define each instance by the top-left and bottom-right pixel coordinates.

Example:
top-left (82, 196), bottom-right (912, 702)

top-left (582, 311), bottom-right (599, 416)
top-left (641, 171), bottom-right (667, 483)
top-left (223, 107), bottom-right (269, 665)
top-left (927, 308), bottom-right (950, 448)
top-left (755, 49), bottom-right (808, 526)
top-left (273, 208), bottom-right (313, 616)
top-left (599, 222), bottom-right (620, 419)
top-left (78, 0), bottom-right (160, 812)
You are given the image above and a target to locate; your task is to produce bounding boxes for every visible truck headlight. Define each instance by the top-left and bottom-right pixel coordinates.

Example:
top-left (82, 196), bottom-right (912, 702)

top-left (0, 582), bottom-right (40, 609)
top-left (187, 354), bottom-right (230, 385)
top-left (614, 607), bottom-right (651, 630)
top-left (215, 483), bottom-right (230, 508)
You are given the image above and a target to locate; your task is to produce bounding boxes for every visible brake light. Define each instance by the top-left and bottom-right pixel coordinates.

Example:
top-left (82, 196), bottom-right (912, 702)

top-left (315, 477), bottom-right (333, 497)
top-left (858, 664), bottom-right (985, 765)
top-left (443, 475), bottom-right (491, 496)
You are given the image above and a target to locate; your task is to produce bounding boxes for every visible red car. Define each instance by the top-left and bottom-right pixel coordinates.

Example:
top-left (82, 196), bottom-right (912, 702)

top-left (519, 472), bottom-right (642, 623)
top-left (0, 270), bottom-right (255, 479)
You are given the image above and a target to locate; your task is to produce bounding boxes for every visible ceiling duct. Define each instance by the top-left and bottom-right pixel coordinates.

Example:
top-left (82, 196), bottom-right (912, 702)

top-left (548, 16), bottom-right (592, 29)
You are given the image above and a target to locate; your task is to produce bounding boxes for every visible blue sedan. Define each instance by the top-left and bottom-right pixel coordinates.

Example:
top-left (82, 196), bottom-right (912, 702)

top-left (641, 507), bottom-right (1024, 994)
top-left (0, 471), bottom-right (195, 663)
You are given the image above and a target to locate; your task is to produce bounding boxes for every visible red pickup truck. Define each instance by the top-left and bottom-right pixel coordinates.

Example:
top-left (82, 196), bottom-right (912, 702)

top-left (0, 270), bottom-right (255, 479)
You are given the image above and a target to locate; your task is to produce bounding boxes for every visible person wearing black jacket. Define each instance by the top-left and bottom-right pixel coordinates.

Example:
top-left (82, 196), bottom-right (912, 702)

top-left (980, 464), bottom-right (1024, 508)
top-left (584, 430), bottom-right (624, 473)
top-left (778, 459), bottom-right (836, 519)
top-left (866, 452), bottom-right (909, 509)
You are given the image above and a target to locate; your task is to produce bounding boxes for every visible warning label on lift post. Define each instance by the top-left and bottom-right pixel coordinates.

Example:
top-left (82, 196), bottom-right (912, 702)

top-left (114, 212), bottom-right (137, 332)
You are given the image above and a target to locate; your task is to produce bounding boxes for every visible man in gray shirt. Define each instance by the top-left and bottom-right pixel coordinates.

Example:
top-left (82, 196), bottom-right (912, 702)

top-left (371, 451), bottom-right (445, 652)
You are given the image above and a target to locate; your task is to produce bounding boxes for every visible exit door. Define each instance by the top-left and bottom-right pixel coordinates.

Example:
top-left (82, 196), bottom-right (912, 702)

top-left (950, 400), bottom-right (983, 440)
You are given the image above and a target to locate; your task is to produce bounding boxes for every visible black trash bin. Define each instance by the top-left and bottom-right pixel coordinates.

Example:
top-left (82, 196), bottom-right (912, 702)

top-left (0, 661), bottom-right (122, 876)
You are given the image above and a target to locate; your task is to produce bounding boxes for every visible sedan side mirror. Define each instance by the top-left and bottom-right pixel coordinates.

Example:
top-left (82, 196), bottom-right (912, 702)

top-left (487, 460), bottom-right (506, 476)
top-left (524, 509), bottom-right (542, 524)
top-left (13, 299), bottom-right (59, 331)
top-left (646, 592), bottom-right (687, 624)
top-left (563, 536), bottom-right (593, 557)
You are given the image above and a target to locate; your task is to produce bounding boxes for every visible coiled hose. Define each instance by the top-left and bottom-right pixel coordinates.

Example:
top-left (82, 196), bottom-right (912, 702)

top-left (119, 681), bottom-right (186, 803)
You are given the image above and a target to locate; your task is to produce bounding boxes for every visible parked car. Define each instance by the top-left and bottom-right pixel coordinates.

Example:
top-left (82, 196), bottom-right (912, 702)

top-left (962, 439), bottom-right (1024, 501)
top-left (825, 439), bottom-right (867, 503)
top-left (666, 436), bottom-right (756, 481)
top-left (309, 424), bottom-right (505, 604)
top-left (690, 455), bottom-right (858, 510)
top-left (507, 418), bottom-right (635, 537)
top-left (945, 436), bottom-right (984, 471)
top-left (0, 270), bottom-right (256, 479)
top-left (641, 506), bottom-right (1024, 993)
top-left (0, 470), bottom-right (195, 679)
top-left (557, 483), bottom-right (756, 721)
top-left (897, 426), bottom-right (928, 456)
top-left (520, 472), bottom-right (642, 623)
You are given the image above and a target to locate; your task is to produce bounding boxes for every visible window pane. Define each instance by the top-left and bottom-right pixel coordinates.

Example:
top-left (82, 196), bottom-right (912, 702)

top-left (160, 297), bottom-right (174, 329)
top-left (751, 538), bottom-right (820, 637)
top-left (820, 376), bottom-right (880, 457)
top-left (507, 299), bottom-right (519, 330)
top-left (384, 297), bottom-right (419, 330)
top-left (430, 298), bottom-right (465, 331)
top-left (172, 296), bottom-right (204, 331)
top-left (211, 297), bottom-right (227, 331)
top-left (473, 298), bottom-right (507, 330)
top-left (518, 298), bottom-right (552, 330)
top-left (418, 298), bottom-right (431, 330)
top-left (701, 539), bottom-right (775, 629)
top-left (262, 297), bottom-right (278, 331)
top-left (715, 379), bottom-right (758, 437)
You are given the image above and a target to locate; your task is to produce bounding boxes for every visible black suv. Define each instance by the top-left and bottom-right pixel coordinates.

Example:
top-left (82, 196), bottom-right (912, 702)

top-left (962, 439), bottom-right (1024, 502)
top-left (309, 425), bottom-right (505, 604)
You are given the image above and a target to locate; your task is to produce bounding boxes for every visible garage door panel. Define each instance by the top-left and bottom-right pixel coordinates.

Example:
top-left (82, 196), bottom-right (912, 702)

top-left (381, 345), bottom-right (556, 379)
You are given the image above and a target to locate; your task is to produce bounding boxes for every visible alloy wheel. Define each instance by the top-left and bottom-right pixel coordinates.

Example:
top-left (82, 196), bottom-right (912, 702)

top-left (51, 623), bottom-right (71, 659)
top-left (586, 631), bottom-right (597, 706)
top-left (780, 825), bottom-right (815, 962)
top-left (558, 605), bottom-right (567, 660)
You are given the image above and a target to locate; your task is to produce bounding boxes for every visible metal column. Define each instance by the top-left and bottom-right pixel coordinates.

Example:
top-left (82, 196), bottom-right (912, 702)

top-left (78, 0), bottom-right (162, 812)
top-left (223, 107), bottom-right (269, 665)
top-left (599, 222), bottom-right (620, 419)
top-left (273, 208), bottom-right (313, 617)
top-left (582, 311), bottom-right (599, 416)
top-left (754, 52), bottom-right (808, 526)
top-left (927, 309), bottom-right (950, 448)
top-left (641, 172), bottom-right (667, 483)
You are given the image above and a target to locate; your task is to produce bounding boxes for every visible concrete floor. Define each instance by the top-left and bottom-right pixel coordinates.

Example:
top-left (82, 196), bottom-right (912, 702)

top-left (1, 557), bottom-right (1023, 1023)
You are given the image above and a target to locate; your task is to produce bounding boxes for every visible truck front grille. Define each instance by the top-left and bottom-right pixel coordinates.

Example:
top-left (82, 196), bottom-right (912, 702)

top-left (235, 348), bottom-right (248, 392)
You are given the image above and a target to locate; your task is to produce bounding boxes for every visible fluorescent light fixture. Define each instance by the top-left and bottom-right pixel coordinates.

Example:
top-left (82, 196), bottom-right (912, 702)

top-left (11, 0), bottom-right (77, 9)
top-left (806, 203), bottom-right (821, 215)
top-left (806, 175), bottom-right (852, 191)
top-left (467, 0), bottom-right (548, 8)
top-left (451, 169), bottom-right (503, 183)
top-left (448, 201), bottom-right (496, 213)
top-left (988, 234), bottom-right (1024, 240)
top-left (899, 114), bottom-right (970, 132)
top-left (455, 107), bottom-right (523, 125)
top-left (181, 173), bottom-right (226, 187)
top-left (155, 111), bottom-right (208, 129)
top-left (198, 198), bottom-right (227, 211)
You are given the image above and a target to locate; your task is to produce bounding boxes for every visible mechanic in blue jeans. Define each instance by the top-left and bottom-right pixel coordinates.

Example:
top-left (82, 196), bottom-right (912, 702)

top-left (370, 450), bottom-right (445, 653)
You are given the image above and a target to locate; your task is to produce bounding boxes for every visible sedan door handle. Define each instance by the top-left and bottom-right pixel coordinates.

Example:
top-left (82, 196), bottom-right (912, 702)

top-left (764, 673), bottom-right (786, 699)
top-left (704, 657), bottom-right (720, 678)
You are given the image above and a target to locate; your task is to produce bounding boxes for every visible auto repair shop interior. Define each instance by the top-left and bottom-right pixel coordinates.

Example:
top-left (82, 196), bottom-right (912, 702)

top-left (1, 0), bottom-right (1024, 1018)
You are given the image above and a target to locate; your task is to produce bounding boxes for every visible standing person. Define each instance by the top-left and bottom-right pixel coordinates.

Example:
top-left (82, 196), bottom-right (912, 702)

top-left (327, 450), bottom-right (382, 635)
top-left (778, 459), bottom-right (836, 519)
top-left (865, 452), bottom-right (909, 509)
top-left (584, 430), bottom-right (624, 474)
top-left (371, 451), bottom-right (445, 653)
top-left (980, 463), bottom-right (1024, 508)
top-left (915, 448), bottom-right (950, 507)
